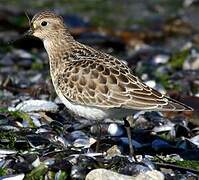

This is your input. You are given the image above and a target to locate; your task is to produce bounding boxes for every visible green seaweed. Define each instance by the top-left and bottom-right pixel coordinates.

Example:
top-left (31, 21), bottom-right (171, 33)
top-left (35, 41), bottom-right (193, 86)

top-left (0, 108), bottom-right (35, 128)
top-left (10, 111), bottom-right (35, 128)
top-left (155, 156), bottom-right (199, 171)
top-left (155, 72), bottom-right (171, 89)
top-left (57, 170), bottom-right (68, 180)
top-left (0, 108), bottom-right (10, 113)
top-left (0, 167), bottom-right (8, 176)
top-left (24, 163), bottom-right (48, 180)
top-left (175, 160), bottom-right (199, 171)
top-left (0, 131), bottom-right (17, 149)
top-left (8, 16), bottom-right (28, 28)
top-left (169, 49), bottom-right (190, 69)
top-left (158, 132), bottom-right (175, 142)
top-left (155, 71), bottom-right (182, 91)
top-left (31, 62), bottom-right (44, 71)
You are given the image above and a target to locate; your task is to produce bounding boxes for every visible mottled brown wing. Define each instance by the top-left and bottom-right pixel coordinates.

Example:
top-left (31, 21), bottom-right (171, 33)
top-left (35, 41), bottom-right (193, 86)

top-left (56, 46), bottom-right (192, 111)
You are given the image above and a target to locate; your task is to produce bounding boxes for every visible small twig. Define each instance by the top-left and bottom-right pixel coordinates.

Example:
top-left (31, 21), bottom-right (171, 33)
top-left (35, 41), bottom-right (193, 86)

top-left (154, 162), bottom-right (199, 175)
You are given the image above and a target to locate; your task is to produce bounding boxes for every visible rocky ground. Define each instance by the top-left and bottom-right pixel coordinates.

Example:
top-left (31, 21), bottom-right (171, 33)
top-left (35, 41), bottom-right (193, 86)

top-left (0, 1), bottom-right (199, 179)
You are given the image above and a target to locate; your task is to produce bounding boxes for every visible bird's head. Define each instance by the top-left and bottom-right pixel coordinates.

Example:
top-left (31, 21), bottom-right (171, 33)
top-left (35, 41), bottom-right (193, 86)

top-left (26, 11), bottom-right (66, 41)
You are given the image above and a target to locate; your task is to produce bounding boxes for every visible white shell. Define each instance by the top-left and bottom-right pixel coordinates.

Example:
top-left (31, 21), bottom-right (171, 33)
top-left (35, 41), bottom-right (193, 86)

top-left (9, 100), bottom-right (58, 113)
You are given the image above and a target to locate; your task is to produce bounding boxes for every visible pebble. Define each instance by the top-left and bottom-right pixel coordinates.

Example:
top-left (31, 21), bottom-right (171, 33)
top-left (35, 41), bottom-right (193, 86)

top-left (108, 123), bottom-right (125, 136)
top-left (86, 169), bottom-right (164, 180)
top-left (0, 174), bottom-right (25, 180)
top-left (119, 137), bottom-right (142, 149)
top-left (70, 131), bottom-right (88, 141)
top-left (12, 49), bottom-right (32, 59)
top-left (8, 100), bottom-right (58, 113)
top-left (152, 139), bottom-right (173, 151)
top-left (0, 149), bottom-right (17, 155)
top-left (152, 54), bottom-right (170, 64)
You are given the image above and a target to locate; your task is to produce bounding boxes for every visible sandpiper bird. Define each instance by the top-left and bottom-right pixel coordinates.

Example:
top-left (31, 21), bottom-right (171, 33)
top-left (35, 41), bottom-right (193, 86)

top-left (26, 11), bottom-right (193, 158)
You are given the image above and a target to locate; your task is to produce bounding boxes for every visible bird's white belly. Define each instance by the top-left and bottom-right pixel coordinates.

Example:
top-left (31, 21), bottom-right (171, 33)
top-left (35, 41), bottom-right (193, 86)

top-left (56, 89), bottom-right (108, 120)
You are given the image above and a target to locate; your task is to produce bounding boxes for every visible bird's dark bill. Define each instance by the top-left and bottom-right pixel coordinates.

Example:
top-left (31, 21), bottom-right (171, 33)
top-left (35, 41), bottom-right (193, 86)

top-left (24, 29), bottom-right (33, 36)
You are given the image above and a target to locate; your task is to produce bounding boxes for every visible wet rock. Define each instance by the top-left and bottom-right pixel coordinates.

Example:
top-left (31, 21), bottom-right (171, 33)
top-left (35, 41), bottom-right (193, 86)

top-left (54, 136), bottom-right (69, 148)
top-left (134, 111), bottom-right (166, 129)
top-left (26, 134), bottom-right (51, 149)
top-left (183, 0), bottom-right (199, 7)
top-left (0, 125), bottom-right (19, 132)
top-left (176, 138), bottom-right (198, 150)
top-left (70, 131), bottom-right (88, 141)
top-left (12, 49), bottom-right (32, 59)
top-left (126, 47), bottom-right (171, 67)
top-left (1, 49), bottom-right (33, 69)
top-left (49, 159), bottom-right (72, 172)
top-left (179, 149), bottom-right (199, 160)
top-left (174, 124), bottom-right (190, 138)
top-left (189, 135), bottom-right (199, 147)
top-left (152, 121), bottom-right (176, 139)
top-left (119, 137), bottom-right (142, 149)
top-left (183, 56), bottom-right (199, 70)
top-left (152, 122), bottom-right (175, 133)
top-left (0, 53), bottom-right (14, 66)
top-left (119, 164), bottom-right (151, 175)
top-left (142, 158), bottom-right (156, 170)
top-left (151, 139), bottom-right (173, 151)
top-left (86, 169), bottom-right (164, 180)
top-left (70, 155), bottom-right (97, 179)
top-left (70, 130), bottom-right (95, 148)
top-left (12, 161), bottom-right (33, 174)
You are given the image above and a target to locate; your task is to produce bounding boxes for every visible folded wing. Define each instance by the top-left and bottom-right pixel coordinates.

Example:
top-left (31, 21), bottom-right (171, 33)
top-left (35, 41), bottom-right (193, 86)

top-left (56, 46), bottom-right (193, 112)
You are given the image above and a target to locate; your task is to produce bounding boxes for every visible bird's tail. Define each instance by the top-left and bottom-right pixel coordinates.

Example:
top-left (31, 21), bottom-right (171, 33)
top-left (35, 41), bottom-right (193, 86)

top-left (158, 97), bottom-right (193, 111)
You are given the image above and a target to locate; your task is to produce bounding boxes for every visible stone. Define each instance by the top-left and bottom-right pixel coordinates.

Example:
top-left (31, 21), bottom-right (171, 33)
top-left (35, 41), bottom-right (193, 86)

top-left (86, 169), bottom-right (164, 180)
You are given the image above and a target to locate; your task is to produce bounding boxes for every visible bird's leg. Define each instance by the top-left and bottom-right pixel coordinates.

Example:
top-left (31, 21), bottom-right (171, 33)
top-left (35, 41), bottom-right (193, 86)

top-left (123, 117), bottom-right (137, 161)
top-left (95, 120), bottom-right (101, 152)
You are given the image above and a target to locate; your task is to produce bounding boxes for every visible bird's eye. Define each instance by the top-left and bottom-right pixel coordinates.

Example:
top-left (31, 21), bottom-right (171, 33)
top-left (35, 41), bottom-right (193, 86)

top-left (41, 21), bottom-right (48, 26)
